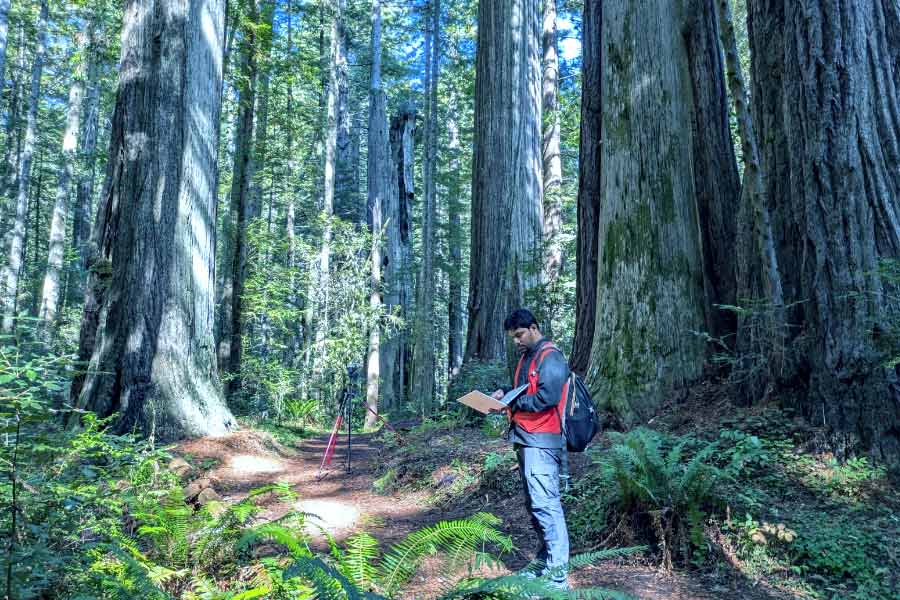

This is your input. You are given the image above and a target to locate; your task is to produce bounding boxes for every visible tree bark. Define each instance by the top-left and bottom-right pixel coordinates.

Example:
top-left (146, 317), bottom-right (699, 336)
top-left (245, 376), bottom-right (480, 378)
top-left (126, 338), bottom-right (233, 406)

top-left (0, 0), bottom-right (11, 96)
top-left (1, 0), bottom-right (47, 333)
top-left (382, 109), bottom-right (415, 410)
top-left (465, 0), bottom-right (543, 367)
top-left (218, 0), bottom-right (259, 387)
top-left (308, 0), bottom-right (345, 373)
top-left (715, 0), bottom-right (785, 398)
top-left (586, 0), bottom-right (707, 424)
top-left (685, 0), bottom-right (741, 340)
top-left (366, 0), bottom-right (390, 428)
top-left (570, 0), bottom-right (602, 377)
top-left (447, 95), bottom-right (464, 380)
top-left (72, 0), bottom-right (235, 441)
top-left (39, 71), bottom-right (84, 324)
top-left (70, 18), bottom-right (104, 306)
top-left (541, 0), bottom-right (563, 328)
top-left (224, 0), bottom-right (275, 397)
top-left (334, 1), bottom-right (356, 224)
top-left (411, 0), bottom-right (440, 414)
top-left (749, 0), bottom-right (900, 460)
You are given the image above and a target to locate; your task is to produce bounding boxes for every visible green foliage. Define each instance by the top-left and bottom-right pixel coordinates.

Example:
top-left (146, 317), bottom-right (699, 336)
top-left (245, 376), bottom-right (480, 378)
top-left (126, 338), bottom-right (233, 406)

top-left (448, 360), bottom-right (509, 419)
top-left (568, 429), bottom-right (724, 568)
top-left (481, 450), bottom-right (519, 496)
top-left (439, 547), bottom-right (645, 600)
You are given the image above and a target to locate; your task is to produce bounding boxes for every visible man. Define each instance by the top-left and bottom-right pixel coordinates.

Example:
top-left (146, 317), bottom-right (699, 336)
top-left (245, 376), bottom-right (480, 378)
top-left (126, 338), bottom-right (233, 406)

top-left (491, 308), bottom-right (570, 591)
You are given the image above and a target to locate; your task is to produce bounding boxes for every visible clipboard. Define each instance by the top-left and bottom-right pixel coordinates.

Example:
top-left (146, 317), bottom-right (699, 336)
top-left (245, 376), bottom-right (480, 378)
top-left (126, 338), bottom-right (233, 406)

top-left (456, 384), bottom-right (529, 414)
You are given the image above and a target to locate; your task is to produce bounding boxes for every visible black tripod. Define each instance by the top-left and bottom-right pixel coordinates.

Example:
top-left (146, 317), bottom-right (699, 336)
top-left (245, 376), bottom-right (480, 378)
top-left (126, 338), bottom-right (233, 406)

top-left (317, 366), bottom-right (361, 479)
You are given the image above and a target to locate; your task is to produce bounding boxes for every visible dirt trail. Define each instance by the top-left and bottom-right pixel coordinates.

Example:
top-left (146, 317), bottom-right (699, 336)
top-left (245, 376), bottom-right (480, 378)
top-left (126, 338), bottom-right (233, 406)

top-left (176, 429), bottom-right (796, 600)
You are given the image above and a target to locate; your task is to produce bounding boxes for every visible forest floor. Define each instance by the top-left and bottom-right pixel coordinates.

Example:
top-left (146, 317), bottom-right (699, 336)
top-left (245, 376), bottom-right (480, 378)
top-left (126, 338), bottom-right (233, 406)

top-left (173, 422), bottom-right (802, 599)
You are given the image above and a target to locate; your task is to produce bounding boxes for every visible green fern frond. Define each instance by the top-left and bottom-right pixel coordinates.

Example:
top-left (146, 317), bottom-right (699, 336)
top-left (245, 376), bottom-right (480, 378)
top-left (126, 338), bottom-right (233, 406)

top-left (237, 522), bottom-right (311, 559)
top-left (569, 546), bottom-right (647, 569)
top-left (338, 532), bottom-right (381, 590)
top-left (378, 513), bottom-right (512, 594)
top-left (438, 573), bottom-right (635, 600)
top-left (284, 555), bottom-right (379, 599)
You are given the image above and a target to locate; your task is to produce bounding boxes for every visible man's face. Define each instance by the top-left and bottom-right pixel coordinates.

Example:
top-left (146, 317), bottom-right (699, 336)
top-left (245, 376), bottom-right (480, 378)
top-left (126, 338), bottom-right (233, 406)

top-left (507, 325), bottom-right (541, 355)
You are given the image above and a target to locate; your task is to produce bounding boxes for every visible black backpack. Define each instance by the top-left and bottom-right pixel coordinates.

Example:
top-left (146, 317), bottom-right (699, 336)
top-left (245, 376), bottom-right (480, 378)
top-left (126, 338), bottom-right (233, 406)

top-left (559, 372), bottom-right (601, 452)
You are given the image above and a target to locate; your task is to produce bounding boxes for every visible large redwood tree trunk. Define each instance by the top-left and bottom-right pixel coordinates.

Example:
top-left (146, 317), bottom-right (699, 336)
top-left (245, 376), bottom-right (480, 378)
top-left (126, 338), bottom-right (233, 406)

top-left (586, 0), bottom-right (707, 424)
top-left (465, 0), bottom-right (543, 366)
top-left (570, 0), bottom-right (602, 377)
top-left (685, 0), bottom-right (741, 340)
top-left (749, 0), bottom-right (900, 459)
top-left (72, 0), bottom-right (235, 441)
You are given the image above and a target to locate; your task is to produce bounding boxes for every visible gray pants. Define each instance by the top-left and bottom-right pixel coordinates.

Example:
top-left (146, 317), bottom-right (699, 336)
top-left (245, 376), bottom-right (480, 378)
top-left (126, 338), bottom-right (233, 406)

top-left (516, 445), bottom-right (570, 582)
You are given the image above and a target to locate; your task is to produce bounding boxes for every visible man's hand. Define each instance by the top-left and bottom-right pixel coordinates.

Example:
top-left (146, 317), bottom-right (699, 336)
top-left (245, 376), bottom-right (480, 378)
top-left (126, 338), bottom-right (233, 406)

top-left (488, 389), bottom-right (510, 418)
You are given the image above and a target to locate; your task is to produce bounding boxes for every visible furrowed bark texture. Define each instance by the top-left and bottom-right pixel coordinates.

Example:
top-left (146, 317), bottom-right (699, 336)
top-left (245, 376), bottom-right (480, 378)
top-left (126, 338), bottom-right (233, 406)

top-left (541, 0), bottom-right (563, 307)
top-left (381, 109), bottom-right (415, 410)
top-left (716, 0), bottom-right (785, 401)
top-left (334, 1), bottom-right (355, 223)
top-left (366, 0), bottom-right (389, 429)
top-left (570, 0), bottom-right (602, 377)
top-left (587, 0), bottom-right (707, 424)
top-left (684, 0), bottom-right (741, 340)
top-left (74, 0), bottom-right (235, 441)
top-left (70, 20), bottom-right (104, 305)
top-left (411, 0), bottom-right (440, 414)
top-left (1, 0), bottom-right (48, 333)
top-left (749, 0), bottom-right (900, 459)
top-left (465, 0), bottom-right (543, 366)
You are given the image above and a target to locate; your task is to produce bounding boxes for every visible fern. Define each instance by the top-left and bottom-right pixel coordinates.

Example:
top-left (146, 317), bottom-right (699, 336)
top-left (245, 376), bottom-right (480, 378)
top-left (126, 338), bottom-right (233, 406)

top-left (237, 521), bottom-right (311, 559)
top-left (568, 546), bottom-right (647, 569)
top-left (338, 532), bottom-right (381, 591)
top-left (284, 555), bottom-right (382, 599)
top-left (378, 512), bottom-right (512, 594)
top-left (584, 428), bottom-right (724, 566)
top-left (437, 547), bottom-right (645, 599)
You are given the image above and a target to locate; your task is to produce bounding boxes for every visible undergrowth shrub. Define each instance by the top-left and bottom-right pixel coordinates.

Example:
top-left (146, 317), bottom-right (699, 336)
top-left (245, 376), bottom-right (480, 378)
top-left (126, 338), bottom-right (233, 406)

top-left (568, 428), bottom-right (724, 569)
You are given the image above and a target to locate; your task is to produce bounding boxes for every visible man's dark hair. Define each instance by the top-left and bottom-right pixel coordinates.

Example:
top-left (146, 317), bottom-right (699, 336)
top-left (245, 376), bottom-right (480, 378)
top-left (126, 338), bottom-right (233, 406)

top-left (504, 308), bottom-right (539, 331)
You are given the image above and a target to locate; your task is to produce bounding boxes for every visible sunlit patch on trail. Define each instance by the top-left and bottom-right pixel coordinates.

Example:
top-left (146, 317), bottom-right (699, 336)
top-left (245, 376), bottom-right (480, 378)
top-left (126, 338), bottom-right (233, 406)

top-left (296, 499), bottom-right (359, 534)
top-left (228, 454), bottom-right (284, 475)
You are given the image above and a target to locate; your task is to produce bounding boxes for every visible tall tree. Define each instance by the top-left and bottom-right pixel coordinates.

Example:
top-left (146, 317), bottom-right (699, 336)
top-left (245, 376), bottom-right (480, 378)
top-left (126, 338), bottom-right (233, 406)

top-left (749, 0), bottom-right (900, 459)
top-left (381, 109), bottom-right (415, 410)
top-left (684, 0), bottom-right (741, 340)
top-left (570, 0), bottom-right (602, 377)
top-left (465, 0), bottom-right (543, 366)
top-left (38, 56), bottom-right (84, 324)
top-left (334, 10), bottom-right (356, 223)
top-left (411, 0), bottom-right (441, 413)
top-left (219, 0), bottom-right (276, 396)
top-left (366, 0), bottom-right (390, 428)
top-left (0, 0), bottom-right (10, 93)
top-left (71, 0), bottom-right (235, 440)
top-left (1, 0), bottom-right (48, 333)
top-left (715, 0), bottom-right (784, 396)
top-left (586, 0), bottom-right (707, 424)
top-left (446, 93), bottom-right (464, 379)
top-left (541, 0), bottom-right (562, 324)
top-left (70, 15), bottom-right (105, 304)
top-left (310, 0), bottom-right (346, 369)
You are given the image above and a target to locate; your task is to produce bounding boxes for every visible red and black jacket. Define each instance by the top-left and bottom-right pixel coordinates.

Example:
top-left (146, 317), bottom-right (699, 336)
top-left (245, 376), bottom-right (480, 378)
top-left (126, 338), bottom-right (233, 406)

top-left (508, 339), bottom-right (570, 448)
